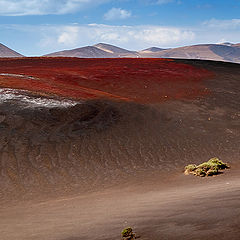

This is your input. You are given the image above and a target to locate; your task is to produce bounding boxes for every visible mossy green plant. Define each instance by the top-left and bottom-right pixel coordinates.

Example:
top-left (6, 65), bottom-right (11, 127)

top-left (184, 157), bottom-right (229, 177)
top-left (184, 164), bottom-right (197, 174)
top-left (208, 157), bottom-right (229, 169)
top-left (121, 227), bottom-right (136, 239)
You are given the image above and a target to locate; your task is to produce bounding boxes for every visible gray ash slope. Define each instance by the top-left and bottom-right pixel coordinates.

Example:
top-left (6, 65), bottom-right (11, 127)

top-left (0, 60), bottom-right (240, 201)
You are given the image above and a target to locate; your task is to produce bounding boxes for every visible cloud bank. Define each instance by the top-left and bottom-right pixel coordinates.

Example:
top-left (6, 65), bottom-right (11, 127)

top-left (0, 0), bottom-right (109, 16)
top-left (203, 18), bottom-right (240, 29)
top-left (38, 24), bottom-right (195, 51)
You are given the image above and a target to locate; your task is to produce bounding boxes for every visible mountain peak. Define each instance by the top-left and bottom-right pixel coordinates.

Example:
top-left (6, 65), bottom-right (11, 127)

top-left (0, 43), bottom-right (23, 57)
top-left (93, 43), bottom-right (134, 54)
top-left (45, 45), bottom-right (113, 58)
top-left (140, 47), bottom-right (166, 53)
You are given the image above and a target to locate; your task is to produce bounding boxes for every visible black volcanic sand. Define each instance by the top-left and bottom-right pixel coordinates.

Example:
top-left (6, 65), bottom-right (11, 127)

top-left (0, 59), bottom-right (240, 239)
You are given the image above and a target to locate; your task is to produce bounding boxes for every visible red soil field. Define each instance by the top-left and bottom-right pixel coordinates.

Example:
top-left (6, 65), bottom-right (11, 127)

top-left (0, 57), bottom-right (213, 103)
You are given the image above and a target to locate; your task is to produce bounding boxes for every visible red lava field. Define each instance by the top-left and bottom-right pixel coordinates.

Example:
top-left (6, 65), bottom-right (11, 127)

top-left (0, 57), bottom-right (213, 103)
top-left (0, 58), bottom-right (240, 240)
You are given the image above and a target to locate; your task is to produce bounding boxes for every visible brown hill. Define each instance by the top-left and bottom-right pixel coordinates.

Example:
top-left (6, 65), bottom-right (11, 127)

top-left (144, 47), bottom-right (165, 52)
top-left (45, 46), bottom-right (114, 58)
top-left (0, 43), bottom-right (23, 57)
top-left (147, 44), bottom-right (240, 63)
top-left (94, 43), bottom-right (138, 57)
top-left (45, 43), bottom-right (138, 58)
top-left (138, 47), bottom-right (166, 58)
top-left (45, 42), bottom-right (240, 63)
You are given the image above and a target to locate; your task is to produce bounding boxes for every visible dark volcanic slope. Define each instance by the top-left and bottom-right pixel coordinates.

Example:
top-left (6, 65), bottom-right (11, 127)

top-left (0, 58), bottom-right (239, 202)
top-left (0, 43), bottom-right (23, 58)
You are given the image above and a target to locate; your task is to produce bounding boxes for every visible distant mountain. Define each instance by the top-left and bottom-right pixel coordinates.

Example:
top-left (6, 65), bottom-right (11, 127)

top-left (45, 46), bottom-right (114, 58)
top-left (138, 47), bottom-right (167, 58)
top-left (147, 44), bottom-right (240, 63)
top-left (0, 43), bottom-right (23, 57)
top-left (94, 43), bottom-right (138, 57)
top-left (45, 42), bottom-right (240, 63)
top-left (140, 47), bottom-right (166, 53)
top-left (46, 43), bottom-right (138, 58)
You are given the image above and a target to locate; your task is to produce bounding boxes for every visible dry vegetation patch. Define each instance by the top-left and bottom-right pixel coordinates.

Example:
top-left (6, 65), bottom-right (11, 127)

top-left (184, 157), bottom-right (230, 177)
top-left (121, 227), bottom-right (138, 240)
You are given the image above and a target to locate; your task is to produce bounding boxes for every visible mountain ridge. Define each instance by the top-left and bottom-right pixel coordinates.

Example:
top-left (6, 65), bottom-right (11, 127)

top-left (45, 42), bottom-right (240, 63)
top-left (1, 42), bottom-right (240, 63)
top-left (0, 43), bottom-right (24, 58)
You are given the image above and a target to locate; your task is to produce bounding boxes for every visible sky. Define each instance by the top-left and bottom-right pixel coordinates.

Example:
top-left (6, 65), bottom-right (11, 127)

top-left (0, 0), bottom-right (240, 56)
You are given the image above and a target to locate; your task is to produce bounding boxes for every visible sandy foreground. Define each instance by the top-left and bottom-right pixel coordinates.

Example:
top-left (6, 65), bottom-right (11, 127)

top-left (0, 166), bottom-right (239, 240)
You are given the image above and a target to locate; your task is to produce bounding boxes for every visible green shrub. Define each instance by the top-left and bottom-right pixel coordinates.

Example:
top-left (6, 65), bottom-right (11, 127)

top-left (121, 227), bottom-right (136, 239)
top-left (194, 168), bottom-right (207, 177)
top-left (185, 164), bottom-right (197, 172)
top-left (208, 157), bottom-right (229, 169)
top-left (206, 169), bottom-right (219, 176)
top-left (122, 227), bottom-right (133, 237)
top-left (184, 157), bottom-right (229, 177)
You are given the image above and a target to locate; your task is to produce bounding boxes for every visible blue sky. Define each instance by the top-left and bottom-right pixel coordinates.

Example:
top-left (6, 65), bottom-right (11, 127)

top-left (0, 0), bottom-right (240, 56)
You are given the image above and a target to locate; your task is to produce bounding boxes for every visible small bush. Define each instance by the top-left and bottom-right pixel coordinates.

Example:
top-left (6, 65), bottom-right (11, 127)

top-left (121, 227), bottom-right (136, 240)
top-left (184, 164), bottom-right (197, 174)
top-left (207, 169), bottom-right (218, 176)
top-left (184, 157), bottom-right (229, 177)
top-left (208, 157), bottom-right (229, 169)
top-left (194, 168), bottom-right (207, 177)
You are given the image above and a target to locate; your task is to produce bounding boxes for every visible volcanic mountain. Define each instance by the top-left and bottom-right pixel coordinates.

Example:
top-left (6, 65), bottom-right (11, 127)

top-left (0, 57), bottom-right (239, 240)
top-left (144, 47), bottom-right (165, 52)
top-left (44, 45), bottom-right (114, 58)
top-left (0, 43), bottom-right (23, 57)
top-left (150, 44), bottom-right (240, 63)
top-left (45, 43), bottom-right (138, 58)
top-left (45, 42), bottom-right (240, 63)
top-left (138, 47), bottom-right (167, 58)
top-left (94, 43), bottom-right (138, 57)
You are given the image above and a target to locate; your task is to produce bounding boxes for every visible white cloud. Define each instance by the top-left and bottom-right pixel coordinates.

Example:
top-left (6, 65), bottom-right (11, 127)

top-left (38, 24), bottom-right (195, 52)
top-left (104, 8), bottom-right (131, 20)
top-left (0, 0), bottom-right (109, 16)
top-left (57, 26), bottom-right (80, 45)
top-left (203, 19), bottom-right (240, 29)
